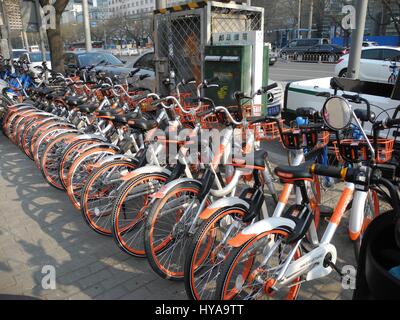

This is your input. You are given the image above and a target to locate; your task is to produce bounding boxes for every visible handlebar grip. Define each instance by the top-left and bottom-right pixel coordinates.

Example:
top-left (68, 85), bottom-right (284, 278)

top-left (310, 164), bottom-right (353, 180)
top-left (150, 98), bottom-right (166, 106)
top-left (182, 77), bottom-right (195, 85)
top-left (248, 116), bottom-right (271, 125)
top-left (261, 83), bottom-right (278, 93)
top-left (341, 93), bottom-right (359, 101)
top-left (386, 117), bottom-right (400, 127)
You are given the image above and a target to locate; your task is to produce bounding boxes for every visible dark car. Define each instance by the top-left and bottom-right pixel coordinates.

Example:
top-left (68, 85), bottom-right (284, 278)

top-left (304, 44), bottom-right (348, 55)
top-left (279, 38), bottom-right (330, 58)
top-left (63, 51), bottom-right (154, 90)
top-left (300, 44), bottom-right (348, 62)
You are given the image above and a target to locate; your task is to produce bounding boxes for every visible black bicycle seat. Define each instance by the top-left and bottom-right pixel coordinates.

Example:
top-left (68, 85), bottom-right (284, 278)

top-left (127, 118), bottom-right (158, 131)
top-left (296, 107), bottom-right (318, 118)
top-left (66, 96), bottom-right (88, 106)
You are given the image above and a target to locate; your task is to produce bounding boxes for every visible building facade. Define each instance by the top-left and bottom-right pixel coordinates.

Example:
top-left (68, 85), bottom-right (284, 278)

top-left (107, 0), bottom-right (155, 17)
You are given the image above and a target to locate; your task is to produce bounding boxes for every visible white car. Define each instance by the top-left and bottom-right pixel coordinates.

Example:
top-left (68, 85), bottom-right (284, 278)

top-left (19, 51), bottom-right (52, 76)
top-left (335, 46), bottom-right (400, 83)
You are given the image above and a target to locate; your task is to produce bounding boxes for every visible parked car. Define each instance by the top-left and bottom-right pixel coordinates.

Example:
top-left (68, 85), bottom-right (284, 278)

top-left (19, 51), bottom-right (52, 75)
top-left (63, 51), bottom-right (154, 90)
top-left (132, 49), bottom-right (155, 87)
top-left (11, 49), bottom-right (28, 62)
top-left (305, 44), bottom-right (347, 55)
top-left (279, 38), bottom-right (330, 58)
top-left (269, 51), bottom-right (278, 66)
top-left (293, 44), bottom-right (348, 62)
top-left (335, 46), bottom-right (400, 83)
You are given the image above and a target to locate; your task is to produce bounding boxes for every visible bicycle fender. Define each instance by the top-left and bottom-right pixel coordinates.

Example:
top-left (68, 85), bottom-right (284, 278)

top-left (153, 178), bottom-right (202, 199)
top-left (98, 154), bottom-right (137, 165)
top-left (120, 165), bottom-right (171, 182)
top-left (228, 217), bottom-right (296, 248)
top-left (74, 134), bottom-right (108, 142)
top-left (82, 142), bottom-right (120, 152)
top-left (199, 198), bottom-right (250, 221)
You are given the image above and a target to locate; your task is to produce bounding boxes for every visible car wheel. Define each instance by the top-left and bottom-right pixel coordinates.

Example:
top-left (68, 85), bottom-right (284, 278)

top-left (339, 68), bottom-right (348, 78)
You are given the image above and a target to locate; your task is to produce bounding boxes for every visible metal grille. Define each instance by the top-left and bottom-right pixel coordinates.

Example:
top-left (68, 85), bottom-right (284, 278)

top-left (154, 2), bottom-right (263, 94)
top-left (4, 0), bottom-right (23, 31)
top-left (155, 11), bottom-right (203, 93)
top-left (211, 6), bottom-right (262, 34)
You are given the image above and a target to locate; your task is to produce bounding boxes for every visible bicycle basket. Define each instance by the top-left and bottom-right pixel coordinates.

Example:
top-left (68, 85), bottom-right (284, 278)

top-left (250, 119), bottom-right (284, 142)
top-left (333, 138), bottom-right (394, 164)
top-left (281, 127), bottom-right (330, 150)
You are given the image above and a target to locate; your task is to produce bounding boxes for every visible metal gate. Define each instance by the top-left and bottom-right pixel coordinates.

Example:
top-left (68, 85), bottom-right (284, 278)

top-left (154, 1), bottom-right (263, 95)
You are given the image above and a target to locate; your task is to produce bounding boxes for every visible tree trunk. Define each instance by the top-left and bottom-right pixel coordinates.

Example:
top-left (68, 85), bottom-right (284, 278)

top-left (46, 12), bottom-right (65, 74)
top-left (40, 0), bottom-right (69, 74)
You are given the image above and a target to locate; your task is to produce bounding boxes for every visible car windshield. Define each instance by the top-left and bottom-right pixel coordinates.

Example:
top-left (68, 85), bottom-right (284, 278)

top-left (78, 52), bottom-right (123, 67)
top-left (29, 52), bottom-right (51, 62)
top-left (12, 50), bottom-right (27, 59)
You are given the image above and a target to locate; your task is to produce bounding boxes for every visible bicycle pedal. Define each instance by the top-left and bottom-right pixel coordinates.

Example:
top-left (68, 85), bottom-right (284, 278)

top-left (323, 254), bottom-right (343, 277)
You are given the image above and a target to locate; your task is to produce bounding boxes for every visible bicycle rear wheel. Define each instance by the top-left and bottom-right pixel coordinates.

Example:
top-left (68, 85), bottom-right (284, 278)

top-left (81, 160), bottom-right (138, 235)
top-left (184, 207), bottom-right (249, 300)
top-left (112, 172), bottom-right (169, 257)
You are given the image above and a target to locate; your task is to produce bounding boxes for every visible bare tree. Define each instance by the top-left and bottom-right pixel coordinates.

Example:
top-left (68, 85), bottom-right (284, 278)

top-left (39, 0), bottom-right (69, 73)
top-left (368, 0), bottom-right (400, 36)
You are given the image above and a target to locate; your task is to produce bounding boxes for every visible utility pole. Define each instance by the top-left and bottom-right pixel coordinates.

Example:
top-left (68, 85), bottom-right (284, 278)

top-left (34, 0), bottom-right (47, 62)
top-left (347, 0), bottom-right (368, 79)
top-left (155, 0), bottom-right (166, 10)
top-left (297, 0), bottom-right (302, 39)
top-left (82, 0), bottom-right (92, 51)
top-left (0, 0), bottom-right (12, 59)
top-left (308, 0), bottom-right (313, 38)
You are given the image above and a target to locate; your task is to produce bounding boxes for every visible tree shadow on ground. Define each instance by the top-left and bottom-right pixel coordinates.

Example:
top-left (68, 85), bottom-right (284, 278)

top-left (0, 133), bottom-right (185, 300)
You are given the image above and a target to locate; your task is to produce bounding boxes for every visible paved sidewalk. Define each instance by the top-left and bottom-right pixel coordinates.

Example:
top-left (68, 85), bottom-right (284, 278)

top-left (0, 132), bottom-right (355, 300)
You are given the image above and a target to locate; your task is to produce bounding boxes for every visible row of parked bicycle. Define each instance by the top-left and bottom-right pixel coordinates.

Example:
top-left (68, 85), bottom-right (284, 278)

top-left (1, 56), bottom-right (400, 300)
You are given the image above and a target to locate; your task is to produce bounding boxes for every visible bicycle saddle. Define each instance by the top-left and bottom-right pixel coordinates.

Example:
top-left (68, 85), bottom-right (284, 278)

top-left (78, 104), bottom-right (98, 113)
top-left (274, 164), bottom-right (312, 181)
top-left (127, 118), bottom-right (158, 131)
top-left (112, 112), bottom-right (139, 124)
top-left (46, 91), bottom-right (66, 100)
top-left (66, 96), bottom-right (88, 106)
top-left (97, 110), bottom-right (119, 117)
top-left (296, 107), bottom-right (318, 117)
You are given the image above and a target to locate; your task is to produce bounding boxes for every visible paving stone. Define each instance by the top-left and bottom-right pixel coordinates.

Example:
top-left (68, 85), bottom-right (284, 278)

top-left (94, 285), bottom-right (129, 300)
top-left (0, 133), bottom-right (355, 300)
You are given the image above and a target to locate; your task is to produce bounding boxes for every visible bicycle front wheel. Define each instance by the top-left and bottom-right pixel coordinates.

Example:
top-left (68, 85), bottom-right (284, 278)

top-left (215, 229), bottom-right (302, 300)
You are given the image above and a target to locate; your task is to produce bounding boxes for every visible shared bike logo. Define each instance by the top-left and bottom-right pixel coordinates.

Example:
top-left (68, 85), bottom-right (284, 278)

top-left (341, 265), bottom-right (356, 290)
top-left (41, 265), bottom-right (56, 290)
top-left (341, 5), bottom-right (356, 30)
top-left (40, 0), bottom-right (56, 31)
